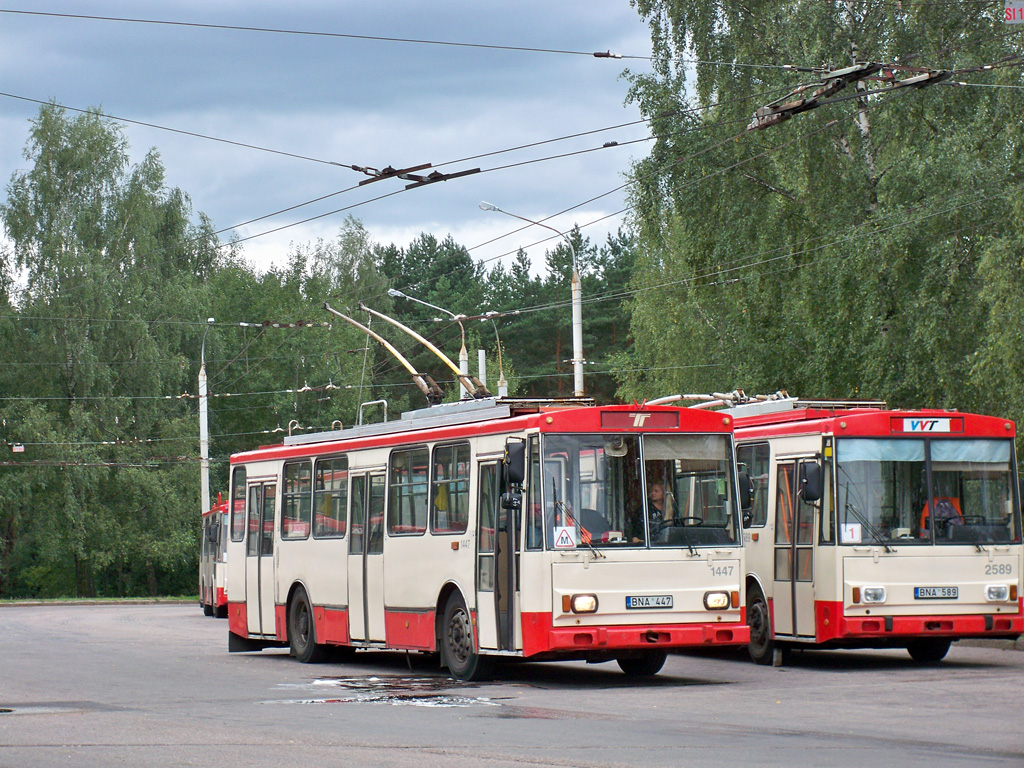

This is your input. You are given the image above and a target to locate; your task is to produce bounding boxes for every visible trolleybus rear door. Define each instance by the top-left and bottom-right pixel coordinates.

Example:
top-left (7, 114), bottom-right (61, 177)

top-left (245, 482), bottom-right (277, 636)
top-left (348, 472), bottom-right (386, 643)
top-left (774, 461), bottom-right (816, 638)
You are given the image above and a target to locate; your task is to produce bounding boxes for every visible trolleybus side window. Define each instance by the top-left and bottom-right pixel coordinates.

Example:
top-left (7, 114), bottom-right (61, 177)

top-left (247, 485), bottom-right (275, 557)
top-left (737, 443), bottom-right (769, 528)
top-left (313, 456), bottom-right (348, 538)
top-left (389, 446), bottom-right (429, 535)
top-left (230, 466), bottom-right (246, 542)
top-left (819, 445), bottom-right (835, 544)
top-left (432, 442), bottom-right (470, 534)
top-left (350, 475), bottom-right (365, 555)
top-left (477, 461), bottom-right (499, 591)
top-left (281, 460), bottom-right (312, 540)
top-left (526, 436), bottom-right (543, 550)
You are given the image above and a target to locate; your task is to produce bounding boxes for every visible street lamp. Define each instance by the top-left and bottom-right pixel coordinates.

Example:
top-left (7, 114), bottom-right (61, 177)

top-left (388, 288), bottom-right (471, 399)
top-left (199, 317), bottom-right (214, 516)
top-left (479, 201), bottom-right (584, 397)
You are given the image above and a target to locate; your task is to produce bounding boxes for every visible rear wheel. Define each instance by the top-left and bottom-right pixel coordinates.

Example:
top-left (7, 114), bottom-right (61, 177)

top-left (616, 650), bottom-right (668, 677)
top-left (288, 587), bottom-right (327, 663)
top-left (441, 595), bottom-right (494, 681)
top-left (907, 638), bottom-right (951, 663)
top-left (747, 588), bottom-right (775, 665)
top-left (202, 601), bottom-right (214, 617)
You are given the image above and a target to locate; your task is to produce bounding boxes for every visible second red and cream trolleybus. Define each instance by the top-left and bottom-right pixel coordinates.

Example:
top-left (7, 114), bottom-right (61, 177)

top-left (731, 398), bottom-right (1023, 664)
top-left (200, 495), bottom-right (228, 618)
top-left (225, 398), bottom-right (750, 679)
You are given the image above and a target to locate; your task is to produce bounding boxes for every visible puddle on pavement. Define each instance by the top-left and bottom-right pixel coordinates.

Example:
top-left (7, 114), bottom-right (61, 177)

top-left (262, 675), bottom-right (501, 709)
top-left (0, 703), bottom-right (96, 716)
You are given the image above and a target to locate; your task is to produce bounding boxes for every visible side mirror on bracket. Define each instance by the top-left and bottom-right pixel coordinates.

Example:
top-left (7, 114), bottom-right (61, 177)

top-left (503, 438), bottom-right (526, 487)
top-left (737, 470), bottom-right (753, 512)
top-left (800, 461), bottom-right (823, 503)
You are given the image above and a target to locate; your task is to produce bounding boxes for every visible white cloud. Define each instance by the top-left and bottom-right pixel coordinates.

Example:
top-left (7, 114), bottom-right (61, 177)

top-left (0, 1), bottom-right (654, 283)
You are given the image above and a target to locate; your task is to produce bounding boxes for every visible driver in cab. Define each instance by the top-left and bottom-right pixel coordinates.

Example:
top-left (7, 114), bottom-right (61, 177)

top-left (628, 480), bottom-right (674, 543)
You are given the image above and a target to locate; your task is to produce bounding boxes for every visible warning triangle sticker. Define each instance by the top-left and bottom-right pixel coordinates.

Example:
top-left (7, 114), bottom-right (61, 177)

top-left (553, 526), bottom-right (576, 549)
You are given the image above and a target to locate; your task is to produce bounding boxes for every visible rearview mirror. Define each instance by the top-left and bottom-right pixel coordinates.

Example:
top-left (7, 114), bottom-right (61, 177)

top-left (737, 470), bottom-right (753, 511)
top-left (503, 439), bottom-right (526, 487)
top-left (799, 461), bottom-right (823, 503)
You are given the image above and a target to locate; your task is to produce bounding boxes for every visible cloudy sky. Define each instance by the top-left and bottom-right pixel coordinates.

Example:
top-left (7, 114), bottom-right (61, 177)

top-left (0, 1), bottom-right (656, 277)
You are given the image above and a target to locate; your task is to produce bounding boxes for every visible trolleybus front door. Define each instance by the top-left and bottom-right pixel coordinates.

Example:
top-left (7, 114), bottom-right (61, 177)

top-left (347, 472), bottom-right (386, 643)
top-left (774, 461), bottom-right (816, 638)
top-left (475, 460), bottom-right (517, 651)
top-left (245, 482), bottom-right (277, 636)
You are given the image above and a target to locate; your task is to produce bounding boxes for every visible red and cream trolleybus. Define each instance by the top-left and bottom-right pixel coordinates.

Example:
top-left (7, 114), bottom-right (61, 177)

top-left (200, 495), bottom-right (229, 618)
top-left (731, 398), bottom-right (1023, 664)
top-left (224, 398), bottom-right (749, 680)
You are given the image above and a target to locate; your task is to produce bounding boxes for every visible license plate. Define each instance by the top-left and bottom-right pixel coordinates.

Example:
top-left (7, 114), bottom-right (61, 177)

top-left (625, 595), bottom-right (673, 609)
top-left (914, 586), bottom-right (958, 599)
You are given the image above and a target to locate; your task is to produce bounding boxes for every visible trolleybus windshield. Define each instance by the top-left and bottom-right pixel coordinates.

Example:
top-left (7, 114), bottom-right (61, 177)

top-left (836, 438), bottom-right (1021, 545)
top-left (539, 433), bottom-right (739, 549)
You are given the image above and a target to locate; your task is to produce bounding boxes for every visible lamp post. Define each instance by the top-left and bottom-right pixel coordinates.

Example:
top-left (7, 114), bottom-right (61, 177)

top-left (479, 201), bottom-right (584, 397)
top-left (387, 288), bottom-right (471, 399)
top-left (199, 317), bottom-right (214, 515)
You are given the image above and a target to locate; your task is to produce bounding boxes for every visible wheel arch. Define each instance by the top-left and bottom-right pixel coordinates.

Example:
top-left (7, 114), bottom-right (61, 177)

top-left (435, 580), bottom-right (471, 651)
top-left (283, 579), bottom-right (313, 643)
top-left (746, 572), bottom-right (769, 601)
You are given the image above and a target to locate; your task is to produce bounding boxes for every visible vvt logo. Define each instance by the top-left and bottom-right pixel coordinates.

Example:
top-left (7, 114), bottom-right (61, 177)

top-left (902, 418), bottom-right (951, 433)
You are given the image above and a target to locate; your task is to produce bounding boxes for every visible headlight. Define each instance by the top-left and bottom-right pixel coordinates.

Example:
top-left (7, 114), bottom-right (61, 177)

top-left (570, 594), bottom-right (598, 613)
top-left (703, 591), bottom-right (730, 610)
top-left (986, 585), bottom-right (1010, 602)
top-left (862, 586), bottom-right (887, 604)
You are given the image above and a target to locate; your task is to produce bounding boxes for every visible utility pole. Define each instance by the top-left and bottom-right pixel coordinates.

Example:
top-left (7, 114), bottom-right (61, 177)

top-left (479, 202), bottom-right (585, 397)
top-left (199, 317), bottom-right (214, 516)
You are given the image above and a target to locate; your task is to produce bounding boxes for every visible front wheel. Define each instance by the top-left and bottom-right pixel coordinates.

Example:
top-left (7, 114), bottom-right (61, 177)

top-left (441, 595), bottom-right (494, 681)
top-left (907, 638), bottom-right (951, 664)
top-left (616, 650), bottom-right (668, 677)
top-left (288, 587), bottom-right (328, 663)
top-left (747, 588), bottom-right (775, 665)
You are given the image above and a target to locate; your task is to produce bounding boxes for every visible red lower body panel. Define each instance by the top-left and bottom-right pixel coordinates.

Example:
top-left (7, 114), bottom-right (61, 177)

top-left (314, 607), bottom-right (350, 645)
top-left (227, 601), bottom-right (247, 637)
top-left (815, 600), bottom-right (1023, 643)
top-left (384, 609), bottom-right (436, 650)
top-left (521, 612), bottom-right (749, 657)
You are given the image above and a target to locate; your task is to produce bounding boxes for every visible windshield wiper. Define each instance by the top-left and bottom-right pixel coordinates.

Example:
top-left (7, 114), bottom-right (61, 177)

top-left (554, 500), bottom-right (604, 559)
top-left (844, 501), bottom-right (895, 553)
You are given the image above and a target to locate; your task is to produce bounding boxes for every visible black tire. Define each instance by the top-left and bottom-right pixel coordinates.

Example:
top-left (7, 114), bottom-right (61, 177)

top-left (202, 601), bottom-right (214, 617)
top-left (616, 650), bottom-right (668, 677)
top-left (907, 637), bottom-right (951, 663)
top-left (288, 587), bottom-right (327, 663)
top-left (215, 603), bottom-right (228, 619)
top-left (441, 595), bottom-right (494, 681)
top-left (747, 587), bottom-right (775, 665)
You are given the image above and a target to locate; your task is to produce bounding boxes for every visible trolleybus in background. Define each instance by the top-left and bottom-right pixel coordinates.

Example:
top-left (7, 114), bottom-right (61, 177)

top-left (731, 397), bottom-right (1023, 665)
top-left (225, 398), bottom-right (750, 680)
top-left (200, 495), bottom-right (229, 618)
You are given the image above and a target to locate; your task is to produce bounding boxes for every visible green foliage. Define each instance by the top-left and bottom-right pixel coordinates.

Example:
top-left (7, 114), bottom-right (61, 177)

top-left (619, 0), bottom-right (1024, 435)
top-left (0, 103), bottom-right (218, 596)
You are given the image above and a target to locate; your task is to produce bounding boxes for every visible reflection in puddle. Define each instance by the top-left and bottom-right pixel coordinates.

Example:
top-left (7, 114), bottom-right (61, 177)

top-left (263, 675), bottom-right (500, 709)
